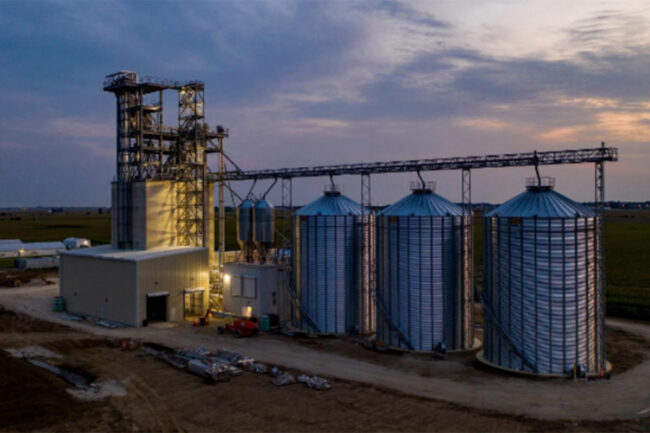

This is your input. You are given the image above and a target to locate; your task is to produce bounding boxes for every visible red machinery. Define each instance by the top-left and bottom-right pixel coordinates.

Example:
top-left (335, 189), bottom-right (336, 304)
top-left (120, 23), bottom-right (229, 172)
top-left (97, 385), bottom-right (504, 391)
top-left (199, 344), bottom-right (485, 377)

top-left (192, 309), bottom-right (212, 327)
top-left (217, 318), bottom-right (259, 338)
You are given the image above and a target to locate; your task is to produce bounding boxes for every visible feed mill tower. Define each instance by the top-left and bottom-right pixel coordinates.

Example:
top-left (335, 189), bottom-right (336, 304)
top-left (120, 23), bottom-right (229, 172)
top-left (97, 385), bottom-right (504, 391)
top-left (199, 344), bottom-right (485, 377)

top-left (59, 71), bottom-right (228, 327)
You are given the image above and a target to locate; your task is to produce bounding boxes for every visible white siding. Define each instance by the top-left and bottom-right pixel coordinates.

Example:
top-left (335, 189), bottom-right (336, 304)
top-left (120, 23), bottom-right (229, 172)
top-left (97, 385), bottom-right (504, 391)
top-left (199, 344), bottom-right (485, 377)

top-left (60, 247), bottom-right (209, 327)
top-left (136, 248), bottom-right (209, 324)
top-left (60, 254), bottom-right (137, 326)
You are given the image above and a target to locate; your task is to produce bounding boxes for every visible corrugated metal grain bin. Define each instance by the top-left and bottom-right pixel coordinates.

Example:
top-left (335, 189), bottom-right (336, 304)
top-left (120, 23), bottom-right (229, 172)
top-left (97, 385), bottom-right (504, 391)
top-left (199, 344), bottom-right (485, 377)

top-left (254, 198), bottom-right (275, 260)
top-left (237, 198), bottom-right (254, 248)
top-left (375, 183), bottom-right (473, 351)
top-left (482, 178), bottom-right (605, 375)
top-left (237, 198), bottom-right (255, 261)
top-left (293, 188), bottom-right (373, 334)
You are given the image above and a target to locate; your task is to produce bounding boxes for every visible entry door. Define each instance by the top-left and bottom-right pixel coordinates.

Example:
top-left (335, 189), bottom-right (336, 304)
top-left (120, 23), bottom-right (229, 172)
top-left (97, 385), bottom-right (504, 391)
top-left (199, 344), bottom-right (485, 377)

top-left (184, 291), bottom-right (204, 316)
top-left (146, 295), bottom-right (168, 322)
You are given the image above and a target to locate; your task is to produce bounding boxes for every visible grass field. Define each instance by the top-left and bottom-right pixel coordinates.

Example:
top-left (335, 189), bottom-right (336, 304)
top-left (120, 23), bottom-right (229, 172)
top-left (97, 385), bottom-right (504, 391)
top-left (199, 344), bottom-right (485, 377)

top-left (0, 211), bottom-right (111, 245)
top-left (1, 209), bottom-right (647, 319)
top-left (602, 210), bottom-right (650, 319)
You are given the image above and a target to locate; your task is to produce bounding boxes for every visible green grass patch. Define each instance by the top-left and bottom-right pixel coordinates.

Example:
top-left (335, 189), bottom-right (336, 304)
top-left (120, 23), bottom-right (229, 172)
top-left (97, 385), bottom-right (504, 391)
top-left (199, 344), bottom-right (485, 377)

top-left (0, 212), bottom-right (111, 245)
top-left (0, 258), bottom-right (15, 269)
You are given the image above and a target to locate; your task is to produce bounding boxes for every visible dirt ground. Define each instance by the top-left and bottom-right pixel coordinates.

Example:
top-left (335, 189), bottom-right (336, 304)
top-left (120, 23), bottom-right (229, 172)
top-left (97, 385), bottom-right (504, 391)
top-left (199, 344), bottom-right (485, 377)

top-left (0, 310), bottom-right (648, 432)
top-left (0, 269), bottom-right (57, 288)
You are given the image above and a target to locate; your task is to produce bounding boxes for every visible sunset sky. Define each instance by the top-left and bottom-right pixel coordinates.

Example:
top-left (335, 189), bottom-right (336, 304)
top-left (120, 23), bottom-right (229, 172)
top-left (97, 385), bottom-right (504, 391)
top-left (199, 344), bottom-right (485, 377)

top-left (1, 0), bottom-right (649, 207)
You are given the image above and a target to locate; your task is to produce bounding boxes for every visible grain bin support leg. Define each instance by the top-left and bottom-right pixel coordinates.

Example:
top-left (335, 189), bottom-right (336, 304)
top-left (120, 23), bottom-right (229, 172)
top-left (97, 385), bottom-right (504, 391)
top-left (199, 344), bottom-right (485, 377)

top-left (595, 143), bottom-right (606, 372)
top-left (461, 168), bottom-right (473, 348)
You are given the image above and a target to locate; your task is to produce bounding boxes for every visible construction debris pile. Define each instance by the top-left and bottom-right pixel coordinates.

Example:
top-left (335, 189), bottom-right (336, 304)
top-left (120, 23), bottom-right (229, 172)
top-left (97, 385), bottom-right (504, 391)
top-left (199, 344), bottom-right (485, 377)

top-left (5, 345), bottom-right (126, 401)
top-left (140, 344), bottom-right (331, 390)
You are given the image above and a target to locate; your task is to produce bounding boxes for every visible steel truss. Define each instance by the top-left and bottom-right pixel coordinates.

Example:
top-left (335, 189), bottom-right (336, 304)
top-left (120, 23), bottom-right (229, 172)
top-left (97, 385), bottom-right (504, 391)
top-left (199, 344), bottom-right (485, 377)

top-left (222, 144), bottom-right (616, 343)
top-left (595, 143), bottom-right (607, 372)
top-left (214, 147), bottom-right (617, 182)
top-left (104, 71), bottom-right (223, 249)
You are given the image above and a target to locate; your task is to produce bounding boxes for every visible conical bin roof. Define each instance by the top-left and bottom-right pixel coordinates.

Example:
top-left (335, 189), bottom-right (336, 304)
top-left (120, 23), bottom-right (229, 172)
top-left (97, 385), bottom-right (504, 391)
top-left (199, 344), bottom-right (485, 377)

top-left (486, 186), bottom-right (594, 218)
top-left (297, 191), bottom-right (362, 216)
top-left (380, 189), bottom-right (465, 217)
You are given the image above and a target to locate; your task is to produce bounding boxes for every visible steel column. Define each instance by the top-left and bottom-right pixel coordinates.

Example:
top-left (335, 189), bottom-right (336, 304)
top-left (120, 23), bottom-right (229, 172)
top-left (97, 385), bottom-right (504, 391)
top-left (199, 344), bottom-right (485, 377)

top-left (360, 173), bottom-right (375, 333)
top-left (461, 168), bottom-right (473, 348)
top-left (595, 142), bottom-right (606, 371)
top-left (281, 177), bottom-right (293, 253)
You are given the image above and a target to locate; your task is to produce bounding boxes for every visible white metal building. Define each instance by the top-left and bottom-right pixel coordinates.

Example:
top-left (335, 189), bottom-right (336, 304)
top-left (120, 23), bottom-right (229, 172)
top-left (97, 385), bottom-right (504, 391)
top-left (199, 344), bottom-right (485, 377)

top-left (60, 245), bottom-right (209, 327)
top-left (0, 239), bottom-right (21, 245)
top-left (0, 240), bottom-right (66, 258)
top-left (63, 237), bottom-right (91, 249)
top-left (222, 262), bottom-right (290, 321)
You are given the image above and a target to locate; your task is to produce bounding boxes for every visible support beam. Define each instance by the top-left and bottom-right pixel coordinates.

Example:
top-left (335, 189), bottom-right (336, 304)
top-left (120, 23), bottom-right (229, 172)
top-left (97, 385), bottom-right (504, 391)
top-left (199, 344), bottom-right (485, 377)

top-left (214, 147), bottom-right (618, 182)
top-left (360, 174), bottom-right (375, 333)
top-left (461, 168), bottom-right (473, 348)
top-left (281, 177), bottom-right (293, 254)
top-left (595, 142), bottom-right (606, 371)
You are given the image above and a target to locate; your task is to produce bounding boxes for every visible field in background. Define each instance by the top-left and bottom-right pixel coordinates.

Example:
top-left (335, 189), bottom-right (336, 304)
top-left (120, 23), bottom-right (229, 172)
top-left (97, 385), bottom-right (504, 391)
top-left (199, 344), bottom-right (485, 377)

top-left (0, 211), bottom-right (110, 245)
top-left (602, 210), bottom-right (650, 320)
top-left (0, 209), bottom-right (647, 320)
top-left (0, 211), bottom-right (110, 270)
top-left (473, 210), bottom-right (650, 321)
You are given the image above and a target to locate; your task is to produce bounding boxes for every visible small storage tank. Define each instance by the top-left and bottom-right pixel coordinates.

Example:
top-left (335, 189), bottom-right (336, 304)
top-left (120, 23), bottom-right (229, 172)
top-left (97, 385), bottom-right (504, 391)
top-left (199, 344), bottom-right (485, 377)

top-left (482, 177), bottom-right (605, 375)
top-left (294, 187), bottom-right (365, 334)
top-left (237, 198), bottom-right (254, 261)
top-left (376, 182), bottom-right (473, 351)
top-left (254, 198), bottom-right (275, 262)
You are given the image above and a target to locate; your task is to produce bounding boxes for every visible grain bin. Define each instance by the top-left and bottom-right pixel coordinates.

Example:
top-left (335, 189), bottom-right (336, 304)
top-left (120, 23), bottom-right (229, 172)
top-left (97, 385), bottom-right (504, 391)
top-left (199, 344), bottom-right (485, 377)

top-left (293, 187), bottom-right (371, 334)
top-left (237, 198), bottom-right (255, 262)
top-left (375, 182), bottom-right (473, 351)
top-left (254, 198), bottom-right (275, 262)
top-left (481, 177), bottom-right (605, 375)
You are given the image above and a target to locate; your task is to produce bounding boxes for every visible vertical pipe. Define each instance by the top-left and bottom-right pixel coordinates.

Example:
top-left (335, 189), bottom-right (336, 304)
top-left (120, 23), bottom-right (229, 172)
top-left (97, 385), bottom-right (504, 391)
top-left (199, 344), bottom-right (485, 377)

top-left (159, 90), bottom-right (163, 171)
top-left (138, 88), bottom-right (144, 179)
top-left (519, 219), bottom-right (524, 370)
top-left (418, 216), bottom-right (423, 349)
top-left (534, 216), bottom-right (538, 369)
top-left (597, 154), bottom-right (606, 371)
top-left (218, 135), bottom-right (225, 289)
top-left (584, 217), bottom-right (590, 370)
top-left (562, 218), bottom-right (566, 371)
top-left (574, 216), bottom-right (579, 367)
top-left (546, 218), bottom-right (553, 373)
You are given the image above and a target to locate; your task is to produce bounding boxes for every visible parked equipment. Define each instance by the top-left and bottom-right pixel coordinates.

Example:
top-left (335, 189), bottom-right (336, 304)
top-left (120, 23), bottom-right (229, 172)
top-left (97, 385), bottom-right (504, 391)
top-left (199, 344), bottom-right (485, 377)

top-left (192, 309), bottom-right (213, 327)
top-left (218, 318), bottom-right (259, 338)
